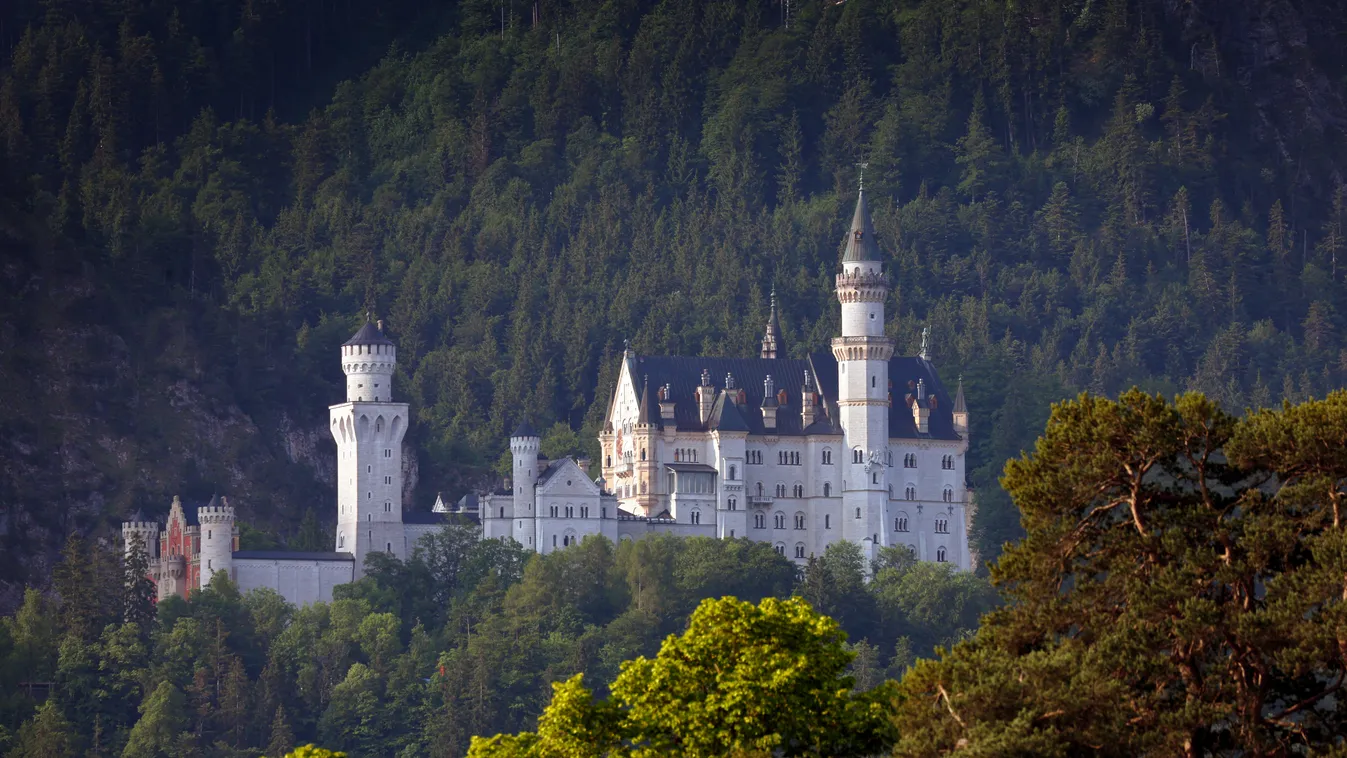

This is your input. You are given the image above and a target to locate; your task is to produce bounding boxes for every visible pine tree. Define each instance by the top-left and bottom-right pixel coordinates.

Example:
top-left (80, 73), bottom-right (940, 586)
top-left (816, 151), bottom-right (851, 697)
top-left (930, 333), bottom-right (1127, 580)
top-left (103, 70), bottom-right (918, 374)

top-left (122, 533), bottom-right (156, 629)
top-left (266, 706), bottom-right (294, 758)
top-left (122, 680), bottom-right (186, 758)
top-left (955, 90), bottom-right (1000, 203)
top-left (9, 701), bottom-right (76, 758)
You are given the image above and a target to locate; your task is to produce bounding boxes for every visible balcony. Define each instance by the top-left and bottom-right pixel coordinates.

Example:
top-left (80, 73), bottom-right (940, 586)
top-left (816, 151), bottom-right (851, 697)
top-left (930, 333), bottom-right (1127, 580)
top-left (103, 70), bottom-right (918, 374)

top-left (747, 495), bottom-right (775, 507)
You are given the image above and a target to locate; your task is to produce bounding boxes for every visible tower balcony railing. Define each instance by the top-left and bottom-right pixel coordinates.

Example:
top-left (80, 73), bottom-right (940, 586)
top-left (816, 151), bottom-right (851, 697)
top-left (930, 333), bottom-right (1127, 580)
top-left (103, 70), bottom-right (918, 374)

top-left (747, 495), bottom-right (775, 507)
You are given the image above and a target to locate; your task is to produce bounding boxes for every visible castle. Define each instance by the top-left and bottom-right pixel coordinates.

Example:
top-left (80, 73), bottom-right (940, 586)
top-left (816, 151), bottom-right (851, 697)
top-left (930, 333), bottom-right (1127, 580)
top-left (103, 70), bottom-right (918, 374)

top-left (123, 188), bottom-right (973, 607)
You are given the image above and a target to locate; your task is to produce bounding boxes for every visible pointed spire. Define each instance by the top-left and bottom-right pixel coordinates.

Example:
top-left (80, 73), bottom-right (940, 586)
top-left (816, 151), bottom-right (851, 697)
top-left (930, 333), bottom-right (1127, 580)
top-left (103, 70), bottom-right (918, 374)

top-left (841, 188), bottom-right (880, 262)
top-left (954, 375), bottom-right (967, 414)
top-left (761, 284), bottom-right (784, 359)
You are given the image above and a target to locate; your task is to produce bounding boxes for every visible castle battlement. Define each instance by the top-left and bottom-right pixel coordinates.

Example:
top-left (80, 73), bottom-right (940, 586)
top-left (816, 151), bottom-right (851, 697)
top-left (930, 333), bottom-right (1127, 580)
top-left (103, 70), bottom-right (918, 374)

top-left (197, 505), bottom-right (235, 523)
top-left (122, 521), bottom-right (160, 533)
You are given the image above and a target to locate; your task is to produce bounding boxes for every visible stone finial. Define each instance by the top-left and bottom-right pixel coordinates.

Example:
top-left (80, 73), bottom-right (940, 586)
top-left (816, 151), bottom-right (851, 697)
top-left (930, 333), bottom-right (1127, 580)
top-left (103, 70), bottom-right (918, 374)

top-left (919, 326), bottom-right (931, 360)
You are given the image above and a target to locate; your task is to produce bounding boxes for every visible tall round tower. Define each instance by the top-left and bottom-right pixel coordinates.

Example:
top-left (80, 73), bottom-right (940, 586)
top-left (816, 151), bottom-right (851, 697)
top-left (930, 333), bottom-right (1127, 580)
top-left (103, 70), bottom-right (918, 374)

top-left (197, 496), bottom-right (236, 584)
top-left (510, 420), bottom-right (541, 550)
top-left (832, 188), bottom-right (894, 555)
top-left (332, 319), bottom-right (410, 576)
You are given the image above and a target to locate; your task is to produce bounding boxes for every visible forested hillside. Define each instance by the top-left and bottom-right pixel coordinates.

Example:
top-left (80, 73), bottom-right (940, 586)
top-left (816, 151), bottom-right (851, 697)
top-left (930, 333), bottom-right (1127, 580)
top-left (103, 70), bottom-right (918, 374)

top-left (3, 0), bottom-right (1347, 597)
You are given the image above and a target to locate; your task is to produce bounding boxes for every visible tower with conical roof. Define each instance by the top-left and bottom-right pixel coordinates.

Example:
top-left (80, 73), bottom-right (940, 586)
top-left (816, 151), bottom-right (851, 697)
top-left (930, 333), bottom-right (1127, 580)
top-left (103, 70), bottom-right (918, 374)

top-left (331, 318), bottom-right (409, 575)
top-left (832, 188), bottom-right (894, 555)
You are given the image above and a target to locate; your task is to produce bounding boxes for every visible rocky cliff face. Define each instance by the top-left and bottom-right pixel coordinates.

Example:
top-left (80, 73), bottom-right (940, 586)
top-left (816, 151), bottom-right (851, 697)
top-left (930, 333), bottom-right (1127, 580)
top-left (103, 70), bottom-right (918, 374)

top-left (0, 212), bottom-right (349, 611)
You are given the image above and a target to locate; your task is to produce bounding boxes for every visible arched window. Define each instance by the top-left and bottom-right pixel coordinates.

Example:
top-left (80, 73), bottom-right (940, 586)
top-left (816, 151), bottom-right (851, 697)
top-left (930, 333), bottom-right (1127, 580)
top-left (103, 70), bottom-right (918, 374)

top-left (794, 513), bottom-right (805, 529)
top-left (824, 482), bottom-right (832, 497)
top-left (905, 485), bottom-right (916, 500)
top-left (754, 513), bottom-right (765, 529)
top-left (728, 497), bottom-right (737, 511)
top-left (794, 544), bottom-right (806, 558)
top-left (691, 509), bottom-right (701, 525)
top-left (943, 486), bottom-right (954, 503)
top-left (606, 455), bottom-right (612, 467)
top-left (937, 546), bottom-right (947, 562)
top-left (776, 483), bottom-right (787, 498)
top-left (565, 505), bottom-right (574, 518)
top-left (793, 484), bottom-right (803, 498)
top-left (853, 448), bottom-right (864, 463)
top-left (825, 514), bottom-right (831, 529)
top-left (855, 507), bottom-right (861, 519)
top-left (729, 465), bottom-right (737, 480)
top-left (774, 543), bottom-right (785, 556)
top-left (774, 512), bottom-right (785, 529)
top-left (823, 449), bottom-right (832, 464)
top-left (640, 481), bottom-right (647, 494)
top-left (872, 472), bottom-right (879, 484)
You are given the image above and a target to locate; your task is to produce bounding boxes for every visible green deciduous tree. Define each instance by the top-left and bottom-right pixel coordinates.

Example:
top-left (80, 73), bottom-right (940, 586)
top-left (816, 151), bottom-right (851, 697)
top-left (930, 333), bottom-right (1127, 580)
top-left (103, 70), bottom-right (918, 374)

top-left (469, 596), bottom-right (897, 758)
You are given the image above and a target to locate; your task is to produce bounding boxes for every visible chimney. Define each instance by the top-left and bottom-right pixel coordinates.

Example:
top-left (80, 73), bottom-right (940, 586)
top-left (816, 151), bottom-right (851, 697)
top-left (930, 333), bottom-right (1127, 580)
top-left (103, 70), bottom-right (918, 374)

top-left (801, 369), bottom-right (817, 428)
top-left (912, 378), bottom-right (931, 434)
top-left (761, 375), bottom-right (778, 431)
top-left (376, 319), bottom-right (384, 332)
top-left (577, 458), bottom-right (591, 476)
top-left (697, 369), bottom-right (715, 424)
top-left (659, 383), bottom-right (676, 422)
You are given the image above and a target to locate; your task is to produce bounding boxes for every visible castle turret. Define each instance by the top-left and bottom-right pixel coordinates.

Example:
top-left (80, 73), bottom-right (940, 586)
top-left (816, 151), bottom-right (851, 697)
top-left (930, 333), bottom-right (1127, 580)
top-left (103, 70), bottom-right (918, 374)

top-left (332, 318), bottom-right (410, 576)
top-left (696, 369), bottom-right (716, 425)
top-left (197, 496), bottom-right (236, 583)
top-left (342, 319), bottom-right (396, 402)
top-left (832, 188), bottom-right (894, 552)
top-left (510, 419), bottom-right (541, 550)
top-left (801, 369), bottom-right (818, 428)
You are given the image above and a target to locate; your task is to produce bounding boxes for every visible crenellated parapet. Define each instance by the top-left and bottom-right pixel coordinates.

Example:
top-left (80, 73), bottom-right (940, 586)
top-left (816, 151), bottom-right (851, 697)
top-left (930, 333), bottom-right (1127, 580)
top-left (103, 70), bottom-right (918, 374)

top-left (834, 270), bottom-right (888, 303)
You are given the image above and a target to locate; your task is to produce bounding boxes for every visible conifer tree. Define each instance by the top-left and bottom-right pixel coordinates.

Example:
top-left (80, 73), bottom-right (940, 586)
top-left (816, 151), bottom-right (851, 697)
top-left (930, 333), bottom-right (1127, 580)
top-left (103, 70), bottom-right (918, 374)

top-left (121, 533), bottom-right (156, 629)
top-left (266, 706), bottom-right (294, 758)
top-left (9, 701), bottom-right (76, 758)
top-left (122, 681), bottom-right (187, 758)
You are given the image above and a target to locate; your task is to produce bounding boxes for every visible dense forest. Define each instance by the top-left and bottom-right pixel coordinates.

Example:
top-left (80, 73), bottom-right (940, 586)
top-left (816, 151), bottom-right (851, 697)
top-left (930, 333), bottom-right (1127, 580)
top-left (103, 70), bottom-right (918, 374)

top-left (2, 0), bottom-right (1347, 594)
top-left (0, 528), bottom-right (993, 756)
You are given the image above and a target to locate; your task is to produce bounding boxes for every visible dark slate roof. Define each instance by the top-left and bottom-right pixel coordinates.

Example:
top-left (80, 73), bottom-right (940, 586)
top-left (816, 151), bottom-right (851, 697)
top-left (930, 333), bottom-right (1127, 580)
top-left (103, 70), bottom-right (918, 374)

top-left (403, 512), bottom-right (451, 525)
top-left (233, 551), bottom-right (354, 562)
top-left (630, 353), bottom-right (961, 441)
top-left (511, 418), bottom-right (539, 438)
top-left (841, 191), bottom-right (880, 262)
top-left (343, 321), bottom-right (395, 347)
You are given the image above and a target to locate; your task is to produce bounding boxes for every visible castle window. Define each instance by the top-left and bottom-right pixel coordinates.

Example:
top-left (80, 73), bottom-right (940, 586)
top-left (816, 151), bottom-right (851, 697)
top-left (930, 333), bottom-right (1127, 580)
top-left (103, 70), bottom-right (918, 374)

top-left (606, 455), bottom-right (612, 467)
top-left (728, 498), bottom-right (737, 511)
top-left (774, 512), bottom-right (785, 529)
top-left (730, 530), bottom-right (734, 537)
top-left (565, 505), bottom-right (574, 518)
top-left (795, 544), bottom-right (806, 559)
top-left (872, 472), bottom-right (879, 484)
top-left (825, 514), bottom-right (831, 529)
top-left (774, 544), bottom-right (785, 556)
top-left (794, 513), bottom-right (805, 529)
top-left (755, 513), bottom-right (765, 529)
top-left (581, 506), bottom-right (589, 518)
top-left (937, 546), bottom-right (947, 563)
top-left (905, 485), bottom-right (915, 500)
top-left (872, 376), bottom-right (876, 388)
top-left (853, 449), bottom-right (863, 463)
top-left (641, 449), bottom-right (646, 461)
top-left (729, 465), bottom-right (737, 480)
top-left (553, 535), bottom-right (557, 547)
top-left (855, 507), bottom-right (861, 519)
top-left (387, 542), bottom-right (392, 552)
top-left (757, 482), bottom-right (764, 496)
top-left (943, 487), bottom-right (954, 503)
top-left (793, 484), bottom-right (803, 498)
top-left (776, 483), bottom-right (786, 498)
top-left (367, 466), bottom-right (372, 473)
top-left (896, 516), bottom-right (909, 532)
top-left (385, 449), bottom-right (391, 458)
top-left (822, 449), bottom-right (832, 464)
top-left (207, 530), bottom-right (211, 540)
top-left (691, 509), bottom-right (701, 525)
top-left (550, 505), bottom-right (558, 517)
top-left (824, 482), bottom-right (832, 497)
top-left (499, 507), bottom-right (504, 518)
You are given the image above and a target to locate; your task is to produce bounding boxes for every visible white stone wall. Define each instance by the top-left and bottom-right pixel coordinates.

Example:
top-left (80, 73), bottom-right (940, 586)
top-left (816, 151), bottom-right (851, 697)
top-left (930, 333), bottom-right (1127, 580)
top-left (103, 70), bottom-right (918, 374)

top-left (535, 459), bottom-right (604, 554)
top-left (234, 557), bottom-right (354, 606)
top-left (198, 506), bottom-right (235, 582)
top-left (331, 400), bottom-right (409, 574)
top-left (404, 523), bottom-right (446, 554)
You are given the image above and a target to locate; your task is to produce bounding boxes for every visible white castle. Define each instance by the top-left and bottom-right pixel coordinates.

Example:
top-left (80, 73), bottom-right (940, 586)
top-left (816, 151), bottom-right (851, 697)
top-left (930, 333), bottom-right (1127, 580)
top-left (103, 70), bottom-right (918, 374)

top-left (123, 190), bottom-right (973, 607)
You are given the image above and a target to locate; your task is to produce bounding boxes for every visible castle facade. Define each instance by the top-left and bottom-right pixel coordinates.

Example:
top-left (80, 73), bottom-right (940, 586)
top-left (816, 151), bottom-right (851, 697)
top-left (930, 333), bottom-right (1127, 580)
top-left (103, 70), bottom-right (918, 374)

top-left (123, 189), bottom-right (973, 608)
